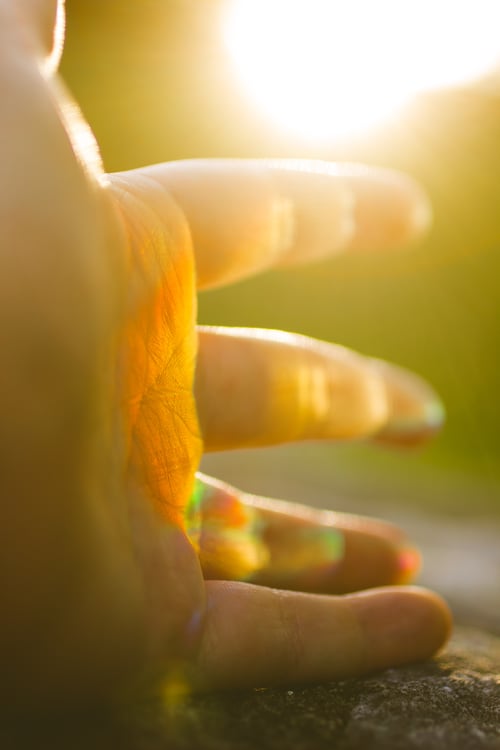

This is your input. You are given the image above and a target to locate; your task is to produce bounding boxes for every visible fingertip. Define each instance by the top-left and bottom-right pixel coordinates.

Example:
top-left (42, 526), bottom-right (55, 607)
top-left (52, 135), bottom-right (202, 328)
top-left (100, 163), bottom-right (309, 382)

top-left (419, 587), bottom-right (453, 642)
top-left (400, 587), bottom-right (453, 660)
top-left (371, 360), bottom-right (446, 447)
top-left (268, 161), bottom-right (432, 267)
top-left (394, 545), bottom-right (422, 585)
top-left (351, 586), bottom-right (452, 671)
top-left (340, 166), bottom-right (433, 252)
top-left (313, 516), bottom-right (419, 593)
top-left (386, 172), bottom-right (433, 246)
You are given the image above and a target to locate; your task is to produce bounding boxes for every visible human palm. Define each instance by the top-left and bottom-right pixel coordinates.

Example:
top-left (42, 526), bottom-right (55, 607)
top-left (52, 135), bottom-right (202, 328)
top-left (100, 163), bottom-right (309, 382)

top-left (0, 1), bottom-right (450, 707)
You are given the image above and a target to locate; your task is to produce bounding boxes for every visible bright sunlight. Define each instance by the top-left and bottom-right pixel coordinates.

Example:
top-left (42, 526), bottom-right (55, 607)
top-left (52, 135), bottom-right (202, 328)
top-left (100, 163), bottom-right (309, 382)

top-left (222, 0), bottom-right (500, 140)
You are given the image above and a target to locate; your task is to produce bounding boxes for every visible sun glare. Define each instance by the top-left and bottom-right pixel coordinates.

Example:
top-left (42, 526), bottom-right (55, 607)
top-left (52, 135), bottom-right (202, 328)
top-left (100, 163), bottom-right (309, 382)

top-left (222, 0), bottom-right (500, 140)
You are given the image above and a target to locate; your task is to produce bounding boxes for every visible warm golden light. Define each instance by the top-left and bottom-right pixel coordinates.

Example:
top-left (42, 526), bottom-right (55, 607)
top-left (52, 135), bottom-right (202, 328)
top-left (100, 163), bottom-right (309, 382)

top-left (223, 0), bottom-right (500, 140)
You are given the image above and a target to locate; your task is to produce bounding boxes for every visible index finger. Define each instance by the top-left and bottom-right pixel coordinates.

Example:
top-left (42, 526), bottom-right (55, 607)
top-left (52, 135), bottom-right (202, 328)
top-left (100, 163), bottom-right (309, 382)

top-left (111, 159), bottom-right (431, 290)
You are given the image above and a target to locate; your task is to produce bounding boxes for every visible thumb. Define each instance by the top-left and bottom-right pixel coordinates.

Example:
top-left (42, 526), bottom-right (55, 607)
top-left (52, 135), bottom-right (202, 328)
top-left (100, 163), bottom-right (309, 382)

top-left (2, 0), bottom-right (64, 70)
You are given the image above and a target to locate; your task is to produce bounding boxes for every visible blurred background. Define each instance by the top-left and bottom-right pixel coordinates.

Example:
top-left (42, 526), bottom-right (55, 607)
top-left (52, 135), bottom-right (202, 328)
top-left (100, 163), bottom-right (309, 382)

top-left (62, 0), bottom-right (500, 624)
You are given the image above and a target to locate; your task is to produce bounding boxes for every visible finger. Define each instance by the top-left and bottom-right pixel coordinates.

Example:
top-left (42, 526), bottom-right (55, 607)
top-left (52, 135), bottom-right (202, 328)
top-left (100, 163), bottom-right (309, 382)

top-left (193, 583), bottom-right (452, 690)
top-left (195, 327), bottom-right (444, 451)
top-left (110, 160), bottom-right (431, 290)
top-left (331, 164), bottom-right (432, 253)
top-left (189, 474), bottom-right (421, 593)
top-left (372, 359), bottom-right (446, 447)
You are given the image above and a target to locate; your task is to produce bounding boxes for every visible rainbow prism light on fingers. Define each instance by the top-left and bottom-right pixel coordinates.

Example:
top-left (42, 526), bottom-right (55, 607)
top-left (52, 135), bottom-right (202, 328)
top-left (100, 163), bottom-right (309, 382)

top-left (186, 475), bottom-right (345, 587)
top-left (186, 476), bottom-right (270, 581)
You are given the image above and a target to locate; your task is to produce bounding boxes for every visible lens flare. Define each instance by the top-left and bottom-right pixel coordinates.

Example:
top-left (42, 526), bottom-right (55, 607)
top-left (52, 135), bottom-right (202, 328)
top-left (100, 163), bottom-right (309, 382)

top-left (188, 475), bottom-right (345, 585)
top-left (189, 476), bottom-right (270, 580)
top-left (223, 0), bottom-right (500, 140)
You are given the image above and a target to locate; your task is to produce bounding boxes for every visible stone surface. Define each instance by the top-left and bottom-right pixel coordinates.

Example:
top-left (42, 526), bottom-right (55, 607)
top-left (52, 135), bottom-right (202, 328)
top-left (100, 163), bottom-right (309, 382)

top-left (4, 627), bottom-right (500, 749)
top-left (162, 627), bottom-right (500, 750)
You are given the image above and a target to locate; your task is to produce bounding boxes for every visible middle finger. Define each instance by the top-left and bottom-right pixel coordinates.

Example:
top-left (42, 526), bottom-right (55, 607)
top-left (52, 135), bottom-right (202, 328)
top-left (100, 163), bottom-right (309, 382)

top-left (195, 327), bottom-right (444, 451)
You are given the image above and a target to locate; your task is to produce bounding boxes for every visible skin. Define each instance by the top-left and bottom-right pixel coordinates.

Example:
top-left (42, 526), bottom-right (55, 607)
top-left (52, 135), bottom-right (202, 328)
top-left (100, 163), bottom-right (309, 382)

top-left (0, 0), bottom-right (451, 710)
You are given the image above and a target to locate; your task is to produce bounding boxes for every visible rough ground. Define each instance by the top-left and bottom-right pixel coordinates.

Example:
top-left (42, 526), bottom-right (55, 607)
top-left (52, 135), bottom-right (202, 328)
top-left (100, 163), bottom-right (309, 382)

top-left (3, 627), bottom-right (500, 750)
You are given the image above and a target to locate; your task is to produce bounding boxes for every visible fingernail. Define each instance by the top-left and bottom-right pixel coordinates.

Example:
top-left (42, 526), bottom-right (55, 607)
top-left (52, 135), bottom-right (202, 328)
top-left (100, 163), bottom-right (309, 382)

top-left (373, 362), bottom-right (446, 444)
top-left (382, 394), bottom-right (445, 442)
top-left (395, 545), bottom-right (422, 584)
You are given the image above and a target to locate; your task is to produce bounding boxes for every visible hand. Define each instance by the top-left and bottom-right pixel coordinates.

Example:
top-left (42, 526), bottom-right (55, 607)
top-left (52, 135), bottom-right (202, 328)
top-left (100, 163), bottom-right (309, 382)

top-left (0, 1), bottom-right (451, 708)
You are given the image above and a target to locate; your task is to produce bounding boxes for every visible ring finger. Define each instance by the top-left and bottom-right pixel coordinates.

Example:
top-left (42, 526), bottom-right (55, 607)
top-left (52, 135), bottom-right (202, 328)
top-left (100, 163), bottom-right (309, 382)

top-left (189, 474), bottom-right (421, 594)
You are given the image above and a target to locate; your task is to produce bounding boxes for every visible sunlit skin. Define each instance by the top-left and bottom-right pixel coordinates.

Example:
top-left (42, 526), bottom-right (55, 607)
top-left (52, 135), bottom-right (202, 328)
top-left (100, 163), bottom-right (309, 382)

top-left (112, 175), bottom-right (201, 528)
top-left (0, 0), bottom-right (451, 709)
